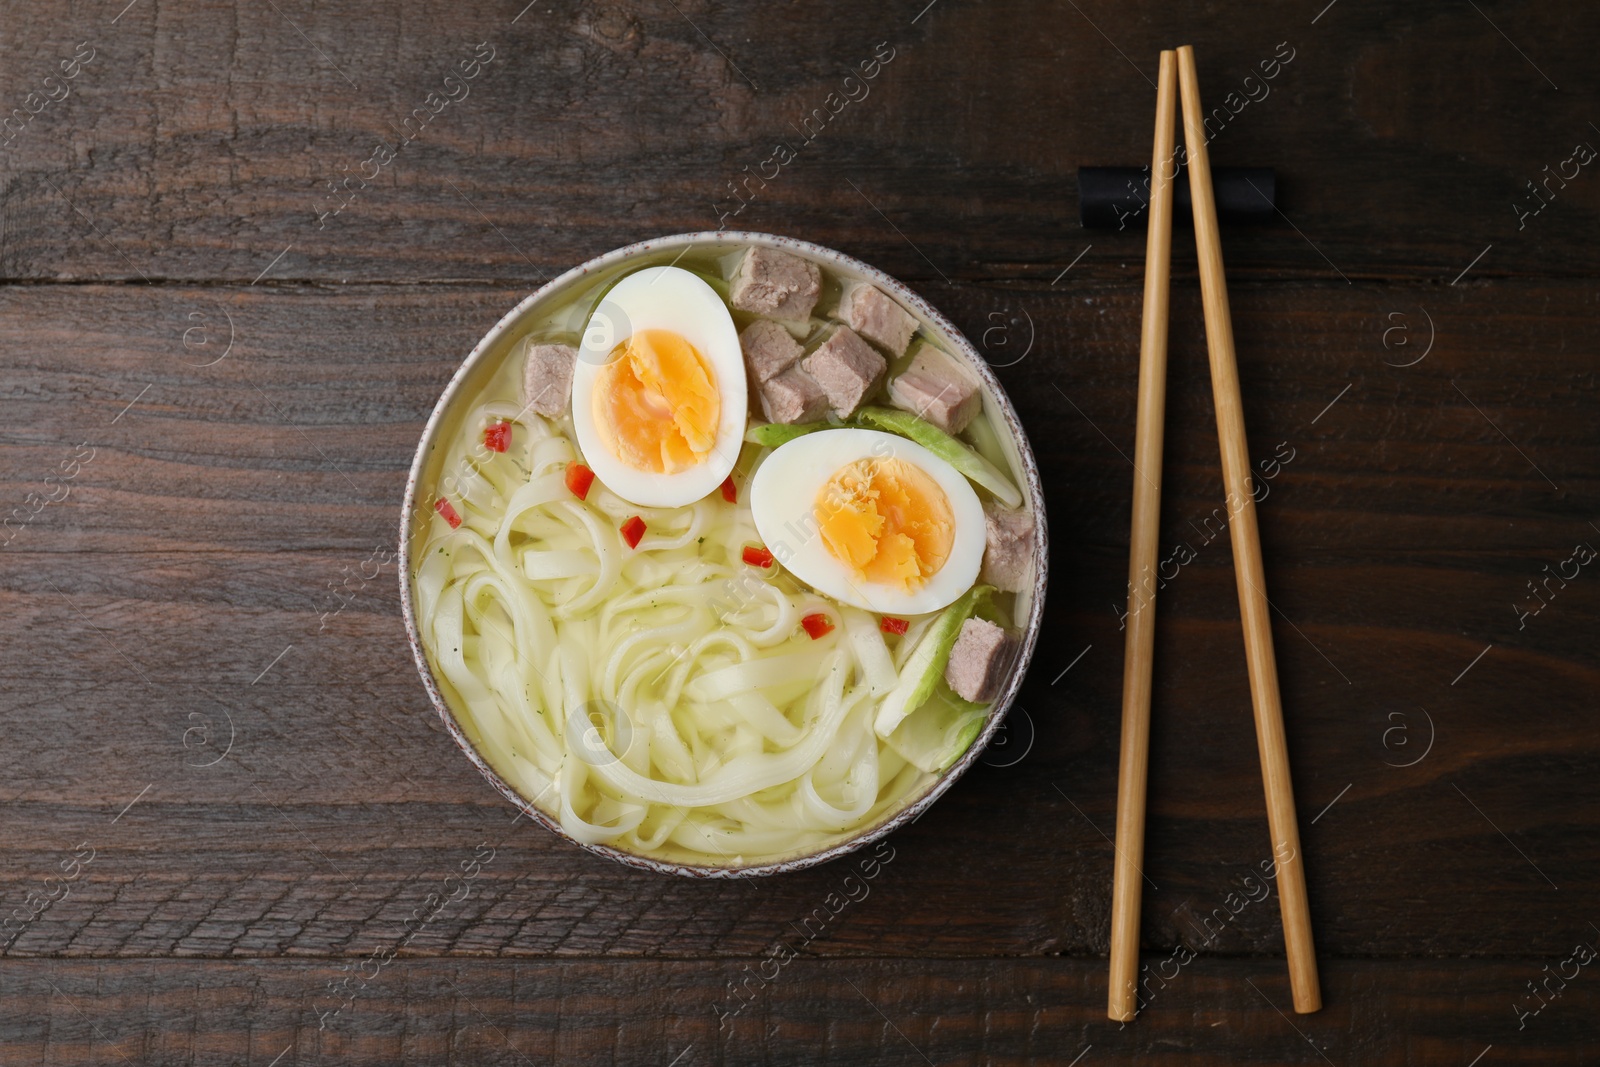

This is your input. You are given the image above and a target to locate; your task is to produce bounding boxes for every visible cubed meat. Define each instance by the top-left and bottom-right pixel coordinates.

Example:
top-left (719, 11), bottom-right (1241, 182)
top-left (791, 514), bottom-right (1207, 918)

top-left (980, 503), bottom-right (1033, 593)
top-left (740, 319), bottom-right (804, 383)
top-left (839, 284), bottom-right (918, 357)
top-left (802, 327), bottom-right (886, 418)
top-left (886, 344), bottom-right (983, 434)
top-left (729, 247), bottom-right (822, 323)
top-left (943, 617), bottom-right (1017, 703)
top-left (522, 342), bottom-right (577, 417)
top-left (759, 367), bottom-right (830, 424)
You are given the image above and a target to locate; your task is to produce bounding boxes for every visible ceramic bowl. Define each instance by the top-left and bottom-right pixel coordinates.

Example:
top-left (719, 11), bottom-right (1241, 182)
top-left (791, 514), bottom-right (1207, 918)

top-left (398, 231), bottom-right (1048, 877)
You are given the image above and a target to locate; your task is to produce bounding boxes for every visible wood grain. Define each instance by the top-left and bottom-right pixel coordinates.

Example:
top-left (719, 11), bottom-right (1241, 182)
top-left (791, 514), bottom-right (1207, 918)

top-left (0, 281), bottom-right (1593, 969)
top-left (0, 2), bottom-right (1597, 1057)
top-left (0, 2), bottom-right (1593, 285)
top-left (1, 958), bottom-right (1594, 1066)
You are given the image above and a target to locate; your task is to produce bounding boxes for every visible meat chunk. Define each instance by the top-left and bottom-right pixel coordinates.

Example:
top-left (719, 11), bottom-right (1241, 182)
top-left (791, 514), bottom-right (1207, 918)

top-left (839, 284), bottom-right (918, 357)
top-left (729, 247), bottom-right (822, 323)
top-left (758, 367), bottom-right (830, 424)
top-left (943, 617), bottom-right (1017, 703)
top-left (801, 327), bottom-right (886, 418)
top-left (979, 503), bottom-right (1033, 593)
top-left (740, 319), bottom-right (804, 383)
top-left (522, 342), bottom-right (577, 417)
top-left (886, 345), bottom-right (983, 434)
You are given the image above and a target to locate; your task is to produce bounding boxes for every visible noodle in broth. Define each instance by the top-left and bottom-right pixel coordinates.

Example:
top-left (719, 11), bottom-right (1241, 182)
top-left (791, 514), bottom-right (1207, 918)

top-left (411, 246), bottom-right (1027, 867)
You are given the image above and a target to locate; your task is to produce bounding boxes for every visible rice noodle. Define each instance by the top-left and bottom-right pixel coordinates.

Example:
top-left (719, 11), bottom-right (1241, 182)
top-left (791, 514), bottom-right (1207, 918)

top-left (412, 279), bottom-right (1020, 865)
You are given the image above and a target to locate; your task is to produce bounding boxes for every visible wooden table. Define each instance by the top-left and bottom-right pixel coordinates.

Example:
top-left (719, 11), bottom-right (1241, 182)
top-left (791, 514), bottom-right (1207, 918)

top-left (2, 1), bottom-right (1595, 1063)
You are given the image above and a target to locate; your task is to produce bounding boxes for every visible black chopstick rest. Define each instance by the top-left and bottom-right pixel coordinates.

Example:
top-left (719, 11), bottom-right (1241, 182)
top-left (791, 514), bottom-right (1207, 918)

top-left (1078, 166), bottom-right (1276, 229)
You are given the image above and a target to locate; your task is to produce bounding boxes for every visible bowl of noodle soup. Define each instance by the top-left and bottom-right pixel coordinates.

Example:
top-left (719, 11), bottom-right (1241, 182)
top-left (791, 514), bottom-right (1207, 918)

top-left (400, 232), bottom-right (1046, 876)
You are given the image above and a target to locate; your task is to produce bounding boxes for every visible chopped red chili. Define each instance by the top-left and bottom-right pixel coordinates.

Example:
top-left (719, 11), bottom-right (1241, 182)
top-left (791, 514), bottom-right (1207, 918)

top-left (741, 545), bottom-right (774, 569)
top-left (879, 616), bottom-right (909, 636)
top-left (565, 461), bottom-right (596, 501)
top-left (720, 475), bottom-right (737, 503)
top-left (434, 497), bottom-right (463, 529)
top-left (483, 421), bottom-right (512, 453)
top-left (801, 612), bottom-right (834, 640)
top-left (620, 515), bottom-right (646, 549)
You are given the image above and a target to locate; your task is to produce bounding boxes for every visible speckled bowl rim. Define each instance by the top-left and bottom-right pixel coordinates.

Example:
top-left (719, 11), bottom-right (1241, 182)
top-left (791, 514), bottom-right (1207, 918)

top-left (398, 231), bottom-right (1048, 878)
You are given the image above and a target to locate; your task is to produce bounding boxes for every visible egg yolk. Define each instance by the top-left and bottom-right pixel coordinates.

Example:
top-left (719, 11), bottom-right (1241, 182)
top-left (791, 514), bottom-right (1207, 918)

top-left (593, 329), bottom-right (720, 474)
top-left (815, 458), bottom-right (954, 590)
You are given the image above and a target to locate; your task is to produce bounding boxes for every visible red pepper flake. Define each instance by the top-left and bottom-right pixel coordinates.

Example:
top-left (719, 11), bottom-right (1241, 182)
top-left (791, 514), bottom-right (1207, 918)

top-left (801, 612), bottom-right (834, 640)
top-left (741, 544), bottom-right (774, 569)
top-left (879, 616), bottom-right (909, 636)
top-left (720, 475), bottom-right (738, 503)
top-left (483, 421), bottom-right (512, 453)
top-left (565, 461), bottom-right (596, 501)
top-left (434, 497), bottom-right (463, 529)
top-left (620, 515), bottom-right (646, 549)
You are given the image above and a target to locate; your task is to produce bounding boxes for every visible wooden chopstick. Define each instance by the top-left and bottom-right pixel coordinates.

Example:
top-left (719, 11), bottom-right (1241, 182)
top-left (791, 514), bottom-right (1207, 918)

top-left (1107, 47), bottom-right (1178, 1025)
top-left (1175, 43), bottom-right (1323, 1014)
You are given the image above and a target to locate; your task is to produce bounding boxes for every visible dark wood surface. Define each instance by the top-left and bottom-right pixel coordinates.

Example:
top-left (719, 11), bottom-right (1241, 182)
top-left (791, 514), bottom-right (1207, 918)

top-left (2, 2), bottom-right (1597, 1064)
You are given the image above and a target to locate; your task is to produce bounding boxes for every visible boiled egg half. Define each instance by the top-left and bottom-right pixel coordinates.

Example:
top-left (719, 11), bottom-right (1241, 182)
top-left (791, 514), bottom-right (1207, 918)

top-left (750, 428), bottom-right (985, 616)
top-left (571, 266), bottom-right (747, 508)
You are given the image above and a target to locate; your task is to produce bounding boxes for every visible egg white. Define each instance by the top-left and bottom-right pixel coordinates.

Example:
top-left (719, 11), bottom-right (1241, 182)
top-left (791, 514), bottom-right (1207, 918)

top-left (571, 266), bottom-right (747, 508)
top-left (749, 428), bottom-right (986, 616)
